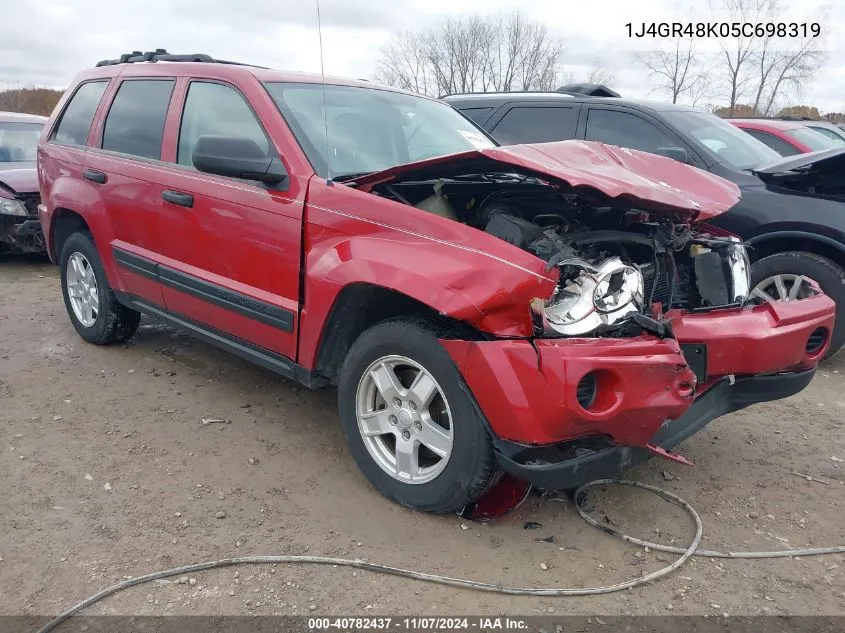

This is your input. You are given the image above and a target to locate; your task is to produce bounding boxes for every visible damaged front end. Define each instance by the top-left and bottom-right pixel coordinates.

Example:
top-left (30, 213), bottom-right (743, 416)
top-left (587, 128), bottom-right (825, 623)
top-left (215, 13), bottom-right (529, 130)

top-left (0, 190), bottom-right (45, 256)
top-left (527, 221), bottom-right (753, 341)
top-left (350, 141), bottom-right (835, 489)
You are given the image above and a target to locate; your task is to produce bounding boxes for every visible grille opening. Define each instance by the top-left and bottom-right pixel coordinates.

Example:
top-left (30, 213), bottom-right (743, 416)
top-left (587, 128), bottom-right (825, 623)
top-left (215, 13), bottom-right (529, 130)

top-left (806, 327), bottom-right (828, 355)
top-left (576, 372), bottom-right (598, 410)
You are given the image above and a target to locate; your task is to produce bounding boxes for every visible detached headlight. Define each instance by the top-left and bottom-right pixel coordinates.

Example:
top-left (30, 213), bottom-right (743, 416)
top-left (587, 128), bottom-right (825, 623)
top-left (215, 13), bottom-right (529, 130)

top-left (538, 257), bottom-right (644, 336)
top-left (725, 240), bottom-right (750, 303)
top-left (0, 198), bottom-right (27, 217)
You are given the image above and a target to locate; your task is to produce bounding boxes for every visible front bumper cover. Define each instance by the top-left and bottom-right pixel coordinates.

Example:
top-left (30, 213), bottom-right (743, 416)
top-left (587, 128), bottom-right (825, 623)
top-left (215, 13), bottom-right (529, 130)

top-left (494, 369), bottom-right (815, 490)
top-left (442, 293), bottom-right (835, 489)
top-left (1, 216), bottom-right (46, 254)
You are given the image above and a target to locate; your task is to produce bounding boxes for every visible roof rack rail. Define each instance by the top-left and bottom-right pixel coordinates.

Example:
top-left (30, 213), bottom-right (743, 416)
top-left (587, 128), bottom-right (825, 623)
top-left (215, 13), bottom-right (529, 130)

top-left (556, 83), bottom-right (620, 98)
top-left (95, 49), bottom-right (265, 68)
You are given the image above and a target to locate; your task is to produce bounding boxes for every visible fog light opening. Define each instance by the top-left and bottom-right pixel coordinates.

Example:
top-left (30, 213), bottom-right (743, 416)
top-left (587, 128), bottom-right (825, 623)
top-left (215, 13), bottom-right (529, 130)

top-left (576, 372), bottom-right (598, 410)
top-left (806, 327), bottom-right (828, 356)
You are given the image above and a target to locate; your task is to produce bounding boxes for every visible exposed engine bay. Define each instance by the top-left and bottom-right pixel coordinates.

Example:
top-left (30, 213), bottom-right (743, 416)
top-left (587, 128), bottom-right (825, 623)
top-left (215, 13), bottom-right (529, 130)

top-left (371, 173), bottom-right (752, 337)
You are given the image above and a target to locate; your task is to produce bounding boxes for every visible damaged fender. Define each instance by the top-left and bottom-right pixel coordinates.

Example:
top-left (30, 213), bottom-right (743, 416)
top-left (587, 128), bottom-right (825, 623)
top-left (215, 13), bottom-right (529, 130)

top-left (297, 178), bottom-right (558, 368)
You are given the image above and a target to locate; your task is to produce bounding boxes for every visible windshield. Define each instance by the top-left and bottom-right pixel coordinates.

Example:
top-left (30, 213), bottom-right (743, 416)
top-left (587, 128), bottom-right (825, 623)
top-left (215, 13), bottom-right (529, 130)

top-left (785, 126), bottom-right (845, 150)
top-left (662, 110), bottom-right (781, 170)
top-left (265, 82), bottom-right (495, 179)
top-left (809, 126), bottom-right (845, 143)
top-left (0, 121), bottom-right (43, 162)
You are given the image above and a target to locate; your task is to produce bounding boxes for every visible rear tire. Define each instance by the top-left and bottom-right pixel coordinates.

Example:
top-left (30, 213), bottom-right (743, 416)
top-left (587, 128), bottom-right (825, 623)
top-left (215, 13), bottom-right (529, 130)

top-left (59, 232), bottom-right (141, 345)
top-left (337, 317), bottom-right (498, 513)
top-left (751, 251), bottom-right (845, 359)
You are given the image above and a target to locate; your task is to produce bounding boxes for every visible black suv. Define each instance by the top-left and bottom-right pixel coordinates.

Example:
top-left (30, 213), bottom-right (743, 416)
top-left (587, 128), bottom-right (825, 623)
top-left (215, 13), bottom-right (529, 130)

top-left (444, 90), bottom-right (845, 357)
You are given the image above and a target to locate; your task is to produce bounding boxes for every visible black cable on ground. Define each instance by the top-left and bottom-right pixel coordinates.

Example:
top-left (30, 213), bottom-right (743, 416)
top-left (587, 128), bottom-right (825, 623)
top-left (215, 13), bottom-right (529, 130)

top-left (34, 479), bottom-right (845, 633)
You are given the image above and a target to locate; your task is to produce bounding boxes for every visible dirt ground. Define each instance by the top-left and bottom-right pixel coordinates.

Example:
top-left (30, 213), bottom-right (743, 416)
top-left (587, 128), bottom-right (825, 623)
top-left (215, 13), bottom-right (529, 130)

top-left (1, 256), bottom-right (843, 619)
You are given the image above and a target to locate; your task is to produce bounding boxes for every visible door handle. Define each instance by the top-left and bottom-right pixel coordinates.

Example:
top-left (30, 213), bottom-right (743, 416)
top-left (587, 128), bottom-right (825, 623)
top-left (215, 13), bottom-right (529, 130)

top-left (83, 169), bottom-right (107, 184)
top-left (162, 190), bottom-right (194, 208)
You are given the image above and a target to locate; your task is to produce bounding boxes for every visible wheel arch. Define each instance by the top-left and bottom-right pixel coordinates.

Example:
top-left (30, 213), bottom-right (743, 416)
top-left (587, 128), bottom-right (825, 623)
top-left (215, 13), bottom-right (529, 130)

top-left (50, 208), bottom-right (92, 262)
top-left (747, 231), bottom-right (845, 270)
top-left (310, 282), bottom-right (486, 385)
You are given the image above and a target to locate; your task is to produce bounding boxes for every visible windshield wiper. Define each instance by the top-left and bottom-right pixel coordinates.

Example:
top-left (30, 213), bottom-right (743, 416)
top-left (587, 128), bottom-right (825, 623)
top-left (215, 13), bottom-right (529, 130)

top-left (331, 171), bottom-right (376, 182)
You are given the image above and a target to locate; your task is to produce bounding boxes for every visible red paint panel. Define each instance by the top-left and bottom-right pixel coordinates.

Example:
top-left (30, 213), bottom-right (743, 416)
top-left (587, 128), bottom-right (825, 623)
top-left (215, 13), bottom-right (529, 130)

top-left (669, 293), bottom-right (836, 375)
top-left (442, 336), bottom-right (695, 446)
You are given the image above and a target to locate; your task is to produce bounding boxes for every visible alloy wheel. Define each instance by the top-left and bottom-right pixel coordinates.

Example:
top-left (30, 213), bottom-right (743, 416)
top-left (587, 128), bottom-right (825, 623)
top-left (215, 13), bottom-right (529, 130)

top-left (66, 252), bottom-right (99, 327)
top-left (752, 274), bottom-right (815, 303)
top-left (355, 355), bottom-right (453, 485)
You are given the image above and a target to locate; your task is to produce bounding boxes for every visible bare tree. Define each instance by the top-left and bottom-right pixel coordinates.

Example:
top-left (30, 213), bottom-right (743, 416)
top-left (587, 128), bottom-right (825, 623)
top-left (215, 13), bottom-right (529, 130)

top-left (710, 0), bottom-right (777, 116)
top-left (710, 0), bottom-right (826, 116)
top-left (0, 84), bottom-right (63, 115)
top-left (375, 11), bottom-right (565, 96)
top-left (560, 60), bottom-right (617, 88)
top-left (752, 36), bottom-right (825, 116)
top-left (637, 38), bottom-right (708, 104)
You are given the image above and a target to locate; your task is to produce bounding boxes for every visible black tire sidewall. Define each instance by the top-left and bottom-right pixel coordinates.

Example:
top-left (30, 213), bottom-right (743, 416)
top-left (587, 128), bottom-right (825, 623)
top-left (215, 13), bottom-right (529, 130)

top-left (337, 320), bottom-right (494, 512)
top-left (59, 232), bottom-right (114, 344)
top-left (751, 251), bottom-right (845, 357)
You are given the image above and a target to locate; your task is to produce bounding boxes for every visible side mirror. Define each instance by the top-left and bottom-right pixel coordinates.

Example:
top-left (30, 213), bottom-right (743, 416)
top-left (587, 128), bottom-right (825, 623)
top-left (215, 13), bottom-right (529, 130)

top-left (192, 135), bottom-right (287, 185)
top-left (655, 146), bottom-right (692, 164)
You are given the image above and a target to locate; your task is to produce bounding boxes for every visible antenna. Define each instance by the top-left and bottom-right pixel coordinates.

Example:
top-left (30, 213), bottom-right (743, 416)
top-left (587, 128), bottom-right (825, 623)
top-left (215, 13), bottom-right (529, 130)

top-left (316, 0), bottom-right (332, 184)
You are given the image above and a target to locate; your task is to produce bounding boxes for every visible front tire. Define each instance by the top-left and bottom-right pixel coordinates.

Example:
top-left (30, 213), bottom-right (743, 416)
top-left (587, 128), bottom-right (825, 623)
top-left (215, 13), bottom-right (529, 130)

top-left (337, 318), bottom-right (498, 513)
top-left (751, 251), bottom-right (845, 359)
top-left (59, 232), bottom-right (141, 345)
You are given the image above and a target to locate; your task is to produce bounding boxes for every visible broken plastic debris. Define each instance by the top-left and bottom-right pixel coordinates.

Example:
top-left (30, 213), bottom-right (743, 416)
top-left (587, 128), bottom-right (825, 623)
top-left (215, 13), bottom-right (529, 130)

top-left (534, 535), bottom-right (557, 544)
top-left (523, 521), bottom-right (543, 530)
top-left (646, 443), bottom-right (694, 466)
top-left (201, 418), bottom-right (227, 425)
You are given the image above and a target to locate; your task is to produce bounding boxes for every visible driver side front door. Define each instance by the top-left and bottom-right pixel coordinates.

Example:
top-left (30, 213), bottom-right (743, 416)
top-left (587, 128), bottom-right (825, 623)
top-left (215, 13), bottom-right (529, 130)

top-left (153, 79), bottom-right (304, 361)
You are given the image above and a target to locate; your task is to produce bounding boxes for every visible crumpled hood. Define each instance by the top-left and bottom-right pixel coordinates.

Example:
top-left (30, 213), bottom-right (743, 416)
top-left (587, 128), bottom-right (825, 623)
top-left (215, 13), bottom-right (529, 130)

top-left (752, 147), bottom-right (845, 180)
top-left (352, 140), bottom-right (742, 221)
top-left (0, 165), bottom-right (38, 195)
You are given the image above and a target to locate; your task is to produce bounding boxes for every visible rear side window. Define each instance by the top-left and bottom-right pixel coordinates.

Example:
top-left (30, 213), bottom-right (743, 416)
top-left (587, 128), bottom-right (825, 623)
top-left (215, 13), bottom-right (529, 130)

top-left (585, 109), bottom-right (675, 154)
top-left (52, 81), bottom-right (108, 146)
top-left (101, 79), bottom-right (175, 160)
top-left (177, 82), bottom-right (269, 166)
top-left (460, 107), bottom-right (494, 125)
top-left (492, 106), bottom-right (578, 144)
top-left (743, 129), bottom-right (800, 156)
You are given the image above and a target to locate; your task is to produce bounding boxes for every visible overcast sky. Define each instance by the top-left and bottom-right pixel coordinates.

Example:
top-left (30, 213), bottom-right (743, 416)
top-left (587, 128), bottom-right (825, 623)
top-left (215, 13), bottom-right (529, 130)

top-left (3, 0), bottom-right (843, 113)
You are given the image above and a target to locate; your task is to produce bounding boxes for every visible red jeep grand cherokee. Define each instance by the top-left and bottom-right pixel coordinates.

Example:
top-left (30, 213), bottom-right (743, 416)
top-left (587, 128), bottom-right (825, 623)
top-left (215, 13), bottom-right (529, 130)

top-left (37, 51), bottom-right (835, 512)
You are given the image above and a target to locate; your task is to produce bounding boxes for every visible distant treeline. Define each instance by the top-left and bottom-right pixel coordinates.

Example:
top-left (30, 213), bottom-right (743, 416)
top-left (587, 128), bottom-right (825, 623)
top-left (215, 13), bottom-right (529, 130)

top-left (0, 87), bottom-right (64, 116)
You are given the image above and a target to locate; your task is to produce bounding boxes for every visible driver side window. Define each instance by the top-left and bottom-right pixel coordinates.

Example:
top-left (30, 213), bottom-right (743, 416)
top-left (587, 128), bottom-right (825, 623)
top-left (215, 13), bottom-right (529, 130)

top-left (585, 108), bottom-right (676, 154)
top-left (178, 82), bottom-right (270, 167)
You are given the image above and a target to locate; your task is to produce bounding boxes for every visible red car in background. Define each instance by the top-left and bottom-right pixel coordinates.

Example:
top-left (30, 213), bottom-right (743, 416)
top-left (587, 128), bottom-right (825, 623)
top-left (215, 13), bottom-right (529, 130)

top-left (1, 111), bottom-right (48, 254)
top-left (730, 118), bottom-right (843, 156)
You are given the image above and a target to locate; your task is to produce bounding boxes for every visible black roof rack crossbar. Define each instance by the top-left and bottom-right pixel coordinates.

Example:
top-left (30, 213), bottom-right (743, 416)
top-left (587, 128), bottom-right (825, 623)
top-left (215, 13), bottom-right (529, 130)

top-left (95, 49), bottom-right (266, 68)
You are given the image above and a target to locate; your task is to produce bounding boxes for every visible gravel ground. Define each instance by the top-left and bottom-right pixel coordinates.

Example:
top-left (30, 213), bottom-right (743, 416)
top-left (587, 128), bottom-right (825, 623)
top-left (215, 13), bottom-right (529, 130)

top-left (1, 256), bottom-right (843, 618)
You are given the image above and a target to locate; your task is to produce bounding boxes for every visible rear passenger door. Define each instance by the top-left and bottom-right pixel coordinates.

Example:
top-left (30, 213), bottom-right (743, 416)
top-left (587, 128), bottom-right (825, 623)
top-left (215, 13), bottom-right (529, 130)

top-left (487, 103), bottom-right (580, 144)
top-left (86, 77), bottom-right (176, 306)
top-left (152, 79), bottom-right (303, 361)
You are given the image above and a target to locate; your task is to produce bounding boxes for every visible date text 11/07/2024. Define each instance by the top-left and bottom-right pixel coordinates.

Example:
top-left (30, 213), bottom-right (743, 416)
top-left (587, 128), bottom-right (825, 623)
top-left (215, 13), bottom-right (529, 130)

top-left (308, 617), bottom-right (529, 631)
top-left (625, 21), bottom-right (821, 38)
